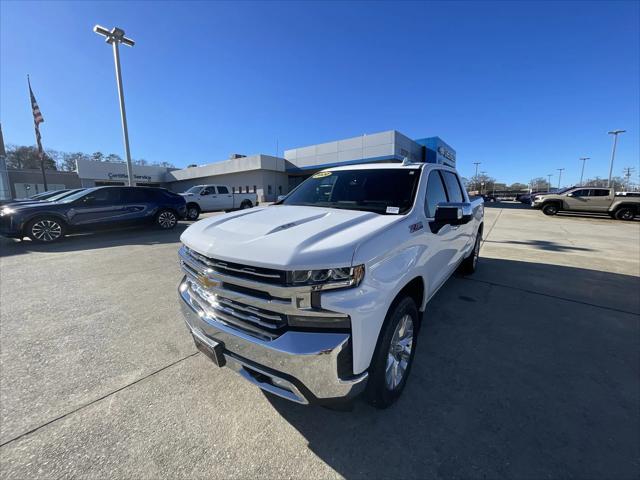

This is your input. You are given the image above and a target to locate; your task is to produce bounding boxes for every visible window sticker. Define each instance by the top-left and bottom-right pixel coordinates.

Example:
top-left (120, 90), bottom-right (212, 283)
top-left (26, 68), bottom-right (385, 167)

top-left (312, 171), bottom-right (332, 179)
top-left (386, 206), bottom-right (400, 214)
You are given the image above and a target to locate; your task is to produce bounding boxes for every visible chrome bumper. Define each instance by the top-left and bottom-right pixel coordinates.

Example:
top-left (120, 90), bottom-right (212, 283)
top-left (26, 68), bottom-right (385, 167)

top-left (179, 277), bottom-right (368, 404)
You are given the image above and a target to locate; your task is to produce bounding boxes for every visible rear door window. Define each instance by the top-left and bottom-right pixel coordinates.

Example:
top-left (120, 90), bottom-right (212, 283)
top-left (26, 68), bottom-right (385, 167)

top-left (441, 171), bottom-right (465, 203)
top-left (122, 188), bottom-right (151, 202)
top-left (217, 186), bottom-right (229, 194)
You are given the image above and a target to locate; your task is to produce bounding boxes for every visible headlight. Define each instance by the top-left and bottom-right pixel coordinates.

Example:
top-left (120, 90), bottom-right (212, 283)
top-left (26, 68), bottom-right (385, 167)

top-left (0, 207), bottom-right (15, 216)
top-left (287, 265), bottom-right (365, 290)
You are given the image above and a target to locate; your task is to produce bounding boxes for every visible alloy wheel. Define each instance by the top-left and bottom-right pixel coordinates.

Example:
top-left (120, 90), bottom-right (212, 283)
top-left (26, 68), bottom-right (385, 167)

top-left (158, 211), bottom-right (177, 229)
top-left (31, 220), bottom-right (62, 242)
top-left (473, 235), bottom-right (481, 269)
top-left (187, 207), bottom-right (199, 220)
top-left (385, 314), bottom-right (414, 390)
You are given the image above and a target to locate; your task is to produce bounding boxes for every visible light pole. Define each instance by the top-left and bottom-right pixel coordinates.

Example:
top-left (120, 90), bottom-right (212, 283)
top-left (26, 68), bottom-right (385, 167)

top-left (473, 162), bottom-right (481, 192)
top-left (557, 168), bottom-right (564, 189)
top-left (579, 157), bottom-right (590, 186)
top-left (547, 174), bottom-right (552, 192)
top-left (607, 130), bottom-right (626, 188)
top-left (93, 25), bottom-right (135, 186)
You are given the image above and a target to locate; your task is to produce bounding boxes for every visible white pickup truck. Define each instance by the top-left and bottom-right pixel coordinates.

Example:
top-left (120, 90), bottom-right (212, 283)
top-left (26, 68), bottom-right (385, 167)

top-left (177, 162), bottom-right (484, 408)
top-left (179, 184), bottom-right (257, 220)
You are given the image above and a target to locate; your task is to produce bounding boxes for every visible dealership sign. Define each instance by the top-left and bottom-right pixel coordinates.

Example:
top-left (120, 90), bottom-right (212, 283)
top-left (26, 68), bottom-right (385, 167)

top-left (437, 146), bottom-right (456, 163)
top-left (108, 172), bottom-right (152, 181)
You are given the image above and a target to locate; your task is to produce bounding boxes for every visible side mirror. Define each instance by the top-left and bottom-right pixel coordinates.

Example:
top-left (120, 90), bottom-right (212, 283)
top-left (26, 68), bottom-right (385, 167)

top-left (200, 190), bottom-right (209, 196)
top-left (276, 195), bottom-right (286, 202)
top-left (430, 202), bottom-right (473, 233)
top-left (566, 193), bottom-right (574, 197)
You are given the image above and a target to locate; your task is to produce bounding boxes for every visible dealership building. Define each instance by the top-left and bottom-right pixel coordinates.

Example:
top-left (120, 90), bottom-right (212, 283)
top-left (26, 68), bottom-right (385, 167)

top-left (68, 130), bottom-right (456, 203)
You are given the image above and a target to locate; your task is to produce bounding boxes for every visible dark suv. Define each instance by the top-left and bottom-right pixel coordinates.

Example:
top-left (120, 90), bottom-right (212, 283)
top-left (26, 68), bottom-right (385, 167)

top-left (0, 186), bottom-right (187, 243)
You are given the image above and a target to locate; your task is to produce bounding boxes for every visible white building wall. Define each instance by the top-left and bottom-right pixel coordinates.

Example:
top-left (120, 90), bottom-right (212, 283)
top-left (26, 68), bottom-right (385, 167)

top-left (75, 159), bottom-right (173, 187)
top-left (284, 130), bottom-right (420, 170)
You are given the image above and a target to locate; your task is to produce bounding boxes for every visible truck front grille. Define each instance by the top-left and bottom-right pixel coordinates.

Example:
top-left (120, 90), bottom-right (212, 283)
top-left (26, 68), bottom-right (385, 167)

top-left (186, 247), bottom-right (286, 285)
top-left (179, 246), bottom-right (350, 341)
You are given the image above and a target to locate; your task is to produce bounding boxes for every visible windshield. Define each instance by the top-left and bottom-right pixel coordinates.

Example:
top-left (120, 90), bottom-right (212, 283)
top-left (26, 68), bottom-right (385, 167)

top-left (184, 186), bottom-right (202, 194)
top-left (556, 187), bottom-right (574, 195)
top-left (47, 189), bottom-right (82, 202)
top-left (58, 188), bottom-right (95, 204)
top-left (281, 168), bottom-right (421, 215)
top-left (30, 190), bottom-right (63, 200)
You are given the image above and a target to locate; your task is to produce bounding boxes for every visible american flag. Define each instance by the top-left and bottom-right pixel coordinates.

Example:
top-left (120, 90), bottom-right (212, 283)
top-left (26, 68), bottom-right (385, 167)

top-left (28, 76), bottom-right (44, 151)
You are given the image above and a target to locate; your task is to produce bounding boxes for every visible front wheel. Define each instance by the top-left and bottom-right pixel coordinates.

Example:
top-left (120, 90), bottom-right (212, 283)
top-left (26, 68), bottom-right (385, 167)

top-left (542, 204), bottom-right (558, 216)
top-left (365, 296), bottom-right (418, 409)
top-left (615, 207), bottom-right (636, 221)
top-left (26, 217), bottom-right (66, 243)
top-left (156, 209), bottom-right (178, 229)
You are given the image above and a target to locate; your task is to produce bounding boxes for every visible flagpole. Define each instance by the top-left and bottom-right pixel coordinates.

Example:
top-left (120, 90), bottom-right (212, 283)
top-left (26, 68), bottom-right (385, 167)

top-left (28, 75), bottom-right (48, 191)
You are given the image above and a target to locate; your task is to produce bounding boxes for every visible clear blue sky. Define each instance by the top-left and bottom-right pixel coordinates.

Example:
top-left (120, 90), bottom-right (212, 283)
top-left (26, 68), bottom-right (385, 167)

top-left (1, 0), bottom-right (638, 185)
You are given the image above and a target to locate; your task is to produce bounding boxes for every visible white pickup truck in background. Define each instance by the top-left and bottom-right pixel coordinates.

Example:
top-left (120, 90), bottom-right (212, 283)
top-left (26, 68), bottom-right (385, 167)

top-left (177, 162), bottom-right (484, 408)
top-left (179, 184), bottom-right (257, 220)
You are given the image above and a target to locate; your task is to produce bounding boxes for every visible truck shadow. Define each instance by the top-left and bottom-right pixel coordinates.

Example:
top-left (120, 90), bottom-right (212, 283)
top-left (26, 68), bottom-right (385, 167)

top-left (484, 239), bottom-right (595, 252)
top-left (0, 222), bottom-right (192, 258)
top-left (266, 258), bottom-right (639, 479)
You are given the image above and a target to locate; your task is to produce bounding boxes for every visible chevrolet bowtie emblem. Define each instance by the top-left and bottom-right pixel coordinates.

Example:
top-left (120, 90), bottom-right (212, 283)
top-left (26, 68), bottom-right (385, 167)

top-left (198, 272), bottom-right (220, 289)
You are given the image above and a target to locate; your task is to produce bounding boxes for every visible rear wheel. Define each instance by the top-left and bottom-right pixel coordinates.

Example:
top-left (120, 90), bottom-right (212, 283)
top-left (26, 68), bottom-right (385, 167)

top-left (186, 203), bottom-right (200, 221)
top-left (542, 204), bottom-right (558, 216)
top-left (240, 200), bottom-right (253, 209)
top-left (460, 228), bottom-right (481, 274)
top-left (365, 296), bottom-right (418, 409)
top-left (156, 209), bottom-right (178, 229)
top-left (615, 207), bottom-right (636, 221)
top-left (26, 217), bottom-right (66, 243)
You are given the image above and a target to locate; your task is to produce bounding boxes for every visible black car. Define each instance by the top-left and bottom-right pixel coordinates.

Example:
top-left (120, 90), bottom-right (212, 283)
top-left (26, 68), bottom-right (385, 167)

top-left (0, 186), bottom-right (187, 243)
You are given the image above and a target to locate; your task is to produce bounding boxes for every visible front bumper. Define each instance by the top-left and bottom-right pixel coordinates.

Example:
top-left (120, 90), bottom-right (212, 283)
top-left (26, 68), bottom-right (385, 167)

top-left (0, 215), bottom-right (22, 237)
top-left (178, 276), bottom-right (368, 404)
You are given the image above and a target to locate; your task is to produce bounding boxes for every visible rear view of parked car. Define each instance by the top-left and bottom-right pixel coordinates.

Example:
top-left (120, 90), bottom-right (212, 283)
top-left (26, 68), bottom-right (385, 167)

top-left (0, 186), bottom-right (187, 243)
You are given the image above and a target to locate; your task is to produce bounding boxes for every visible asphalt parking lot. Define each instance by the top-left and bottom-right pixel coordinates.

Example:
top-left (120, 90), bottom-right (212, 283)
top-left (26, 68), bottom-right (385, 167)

top-left (1, 205), bottom-right (639, 479)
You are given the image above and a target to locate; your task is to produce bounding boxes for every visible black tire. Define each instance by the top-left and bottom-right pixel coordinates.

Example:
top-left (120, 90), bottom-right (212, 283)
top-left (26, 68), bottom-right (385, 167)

top-left (365, 296), bottom-right (419, 409)
top-left (615, 207), bottom-right (636, 221)
top-left (542, 204), bottom-right (559, 216)
top-left (459, 228), bottom-right (481, 275)
top-left (156, 209), bottom-right (178, 229)
top-left (240, 200), bottom-right (253, 209)
top-left (186, 203), bottom-right (200, 221)
top-left (25, 216), bottom-right (66, 243)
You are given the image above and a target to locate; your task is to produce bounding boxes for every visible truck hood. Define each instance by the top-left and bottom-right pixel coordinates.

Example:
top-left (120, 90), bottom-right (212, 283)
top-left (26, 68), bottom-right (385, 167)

top-left (178, 192), bottom-right (194, 197)
top-left (180, 205), bottom-right (403, 270)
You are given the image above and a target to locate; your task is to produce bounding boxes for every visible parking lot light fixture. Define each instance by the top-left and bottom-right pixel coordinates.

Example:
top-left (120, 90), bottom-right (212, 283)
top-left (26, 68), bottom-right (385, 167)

top-left (607, 130), bottom-right (626, 188)
top-left (579, 157), bottom-right (590, 186)
top-left (93, 24), bottom-right (135, 186)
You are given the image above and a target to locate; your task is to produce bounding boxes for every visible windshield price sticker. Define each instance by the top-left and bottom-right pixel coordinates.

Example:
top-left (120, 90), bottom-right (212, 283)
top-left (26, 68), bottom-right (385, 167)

top-left (312, 171), bottom-right (332, 179)
top-left (386, 206), bottom-right (400, 214)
